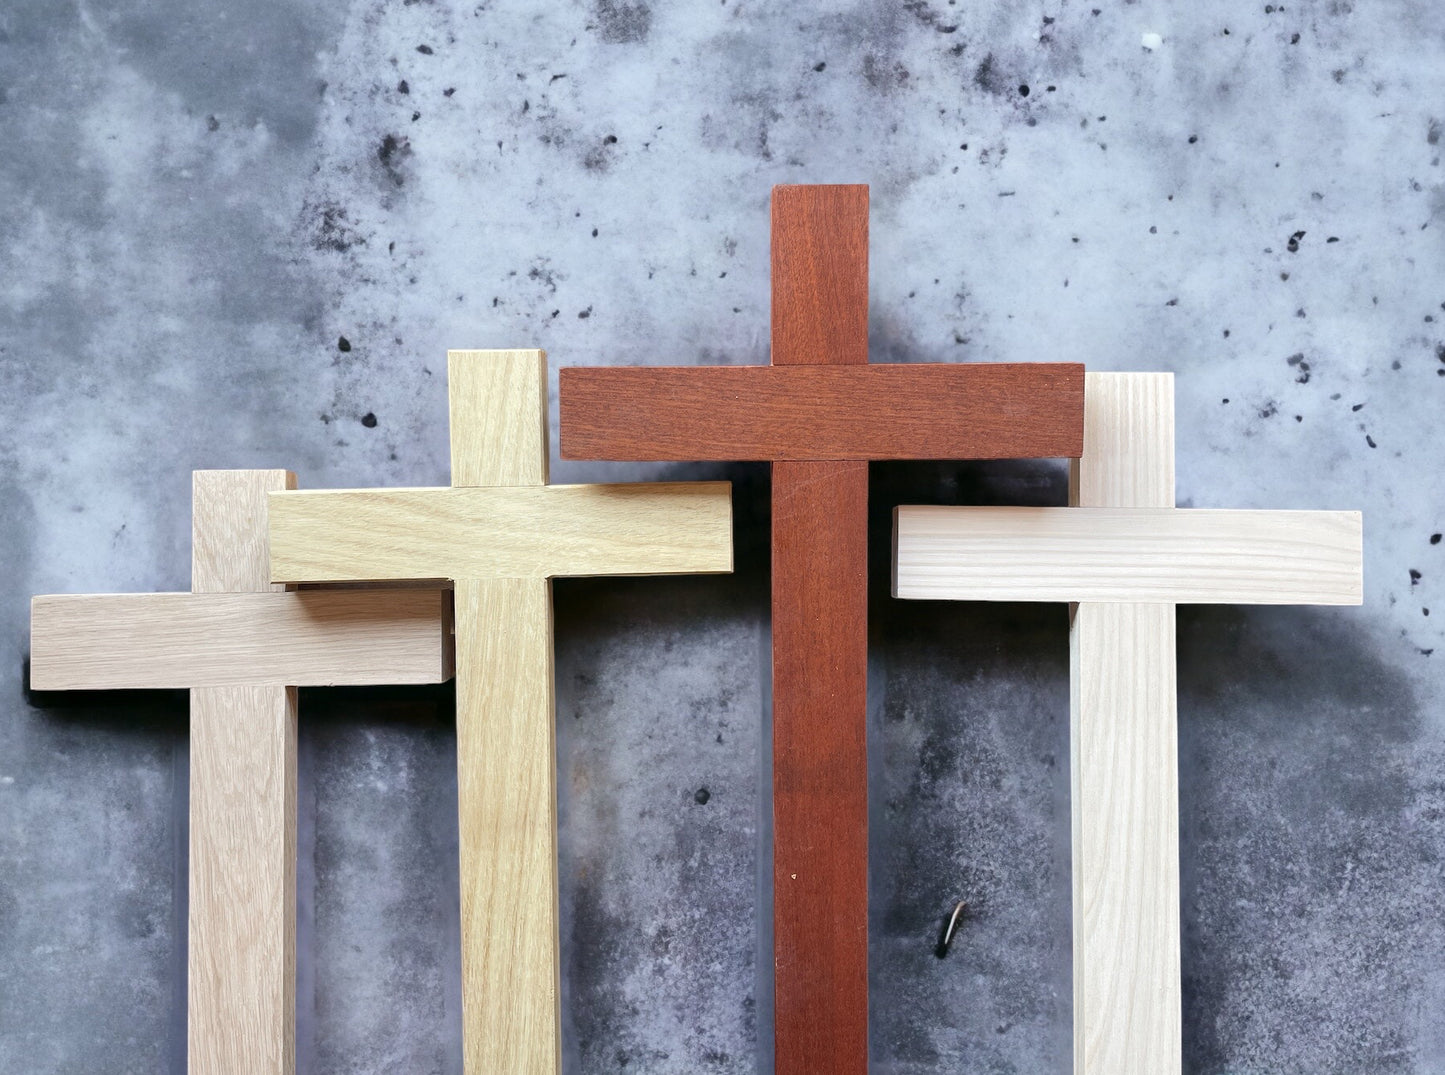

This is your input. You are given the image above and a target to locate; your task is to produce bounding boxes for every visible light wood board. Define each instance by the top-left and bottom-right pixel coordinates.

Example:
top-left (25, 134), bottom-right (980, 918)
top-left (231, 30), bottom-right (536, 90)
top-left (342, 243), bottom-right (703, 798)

top-left (267, 482), bottom-right (733, 583)
top-left (29, 589), bottom-right (451, 689)
top-left (893, 506), bottom-right (1363, 604)
top-left (189, 469), bottom-right (297, 1075)
top-left (455, 576), bottom-right (559, 1073)
top-left (1070, 373), bottom-right (1180, 1075)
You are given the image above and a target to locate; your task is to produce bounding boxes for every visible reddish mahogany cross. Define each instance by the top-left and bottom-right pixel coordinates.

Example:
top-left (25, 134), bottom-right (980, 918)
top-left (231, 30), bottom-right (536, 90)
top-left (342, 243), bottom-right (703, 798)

top-left (559, 184), bottom-right (1084, 1074)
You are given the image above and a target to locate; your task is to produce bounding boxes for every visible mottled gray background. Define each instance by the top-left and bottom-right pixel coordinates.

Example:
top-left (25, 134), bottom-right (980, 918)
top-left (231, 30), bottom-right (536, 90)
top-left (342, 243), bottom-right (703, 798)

top-left (2, 0), bottom-right (1442, 1071)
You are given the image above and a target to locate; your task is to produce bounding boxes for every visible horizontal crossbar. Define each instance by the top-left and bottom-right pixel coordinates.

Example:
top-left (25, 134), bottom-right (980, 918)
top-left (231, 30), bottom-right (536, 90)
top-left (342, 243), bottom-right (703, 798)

top-left (268, 482), bottom-right (734, 583)
top-left (559, 363), bottom-right (1085, 461)
top-left (893, 506), bottom-right (1363, 604)
top-left (30, 589), bottom-right (453, 690)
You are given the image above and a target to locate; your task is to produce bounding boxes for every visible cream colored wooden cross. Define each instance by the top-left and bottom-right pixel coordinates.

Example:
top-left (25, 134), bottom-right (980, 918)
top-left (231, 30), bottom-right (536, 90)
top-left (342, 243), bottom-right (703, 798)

top-left (892, 372), bottom-right (1363, 1075)
top-left (29, 469), bottom-right (453, 1075)
top-left (265, 349), bottom-right (734, 1073)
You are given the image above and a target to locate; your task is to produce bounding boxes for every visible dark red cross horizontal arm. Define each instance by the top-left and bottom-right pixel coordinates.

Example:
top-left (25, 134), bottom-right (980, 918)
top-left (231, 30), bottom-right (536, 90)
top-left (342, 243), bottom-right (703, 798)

top-left (558, 362), bottom-right (1085, 461)
top-left (557, 184), bottom-right (1085, 1075)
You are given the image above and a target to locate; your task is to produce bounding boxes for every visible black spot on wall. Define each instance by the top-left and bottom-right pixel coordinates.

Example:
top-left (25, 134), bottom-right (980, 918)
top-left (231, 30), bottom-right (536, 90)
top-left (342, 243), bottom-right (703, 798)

top-left (1428, 118), bottom-right (1442, 146)
top-left (377, 133), bottom-right (412, 187)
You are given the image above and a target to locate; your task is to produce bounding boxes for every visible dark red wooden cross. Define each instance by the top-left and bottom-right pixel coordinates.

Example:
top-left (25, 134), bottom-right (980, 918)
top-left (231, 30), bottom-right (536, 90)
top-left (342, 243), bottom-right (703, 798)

top-left (559, 185), bottom-right (1084, 1073)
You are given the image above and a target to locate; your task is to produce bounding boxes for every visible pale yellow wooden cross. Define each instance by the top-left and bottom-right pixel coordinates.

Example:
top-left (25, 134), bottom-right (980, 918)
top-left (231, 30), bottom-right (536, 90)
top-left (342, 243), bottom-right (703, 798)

top-left (265, 349), bottom-right (734, 1073)
top-left (892, 372), bottom-right (1363, 1075)
top-left (29, 469), bottom-right (452, 1075)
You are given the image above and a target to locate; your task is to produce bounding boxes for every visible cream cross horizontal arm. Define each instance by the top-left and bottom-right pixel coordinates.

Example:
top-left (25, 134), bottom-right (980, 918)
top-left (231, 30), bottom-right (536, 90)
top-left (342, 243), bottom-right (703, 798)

top-left (891, 373), bottom-right (1363, 1075)
top-left (29, 470), bottom-right (453, 1075)
top-left (266, 350), bottom-right (733, 1074)
top-left (894, 506), bottom-right (1362, 604)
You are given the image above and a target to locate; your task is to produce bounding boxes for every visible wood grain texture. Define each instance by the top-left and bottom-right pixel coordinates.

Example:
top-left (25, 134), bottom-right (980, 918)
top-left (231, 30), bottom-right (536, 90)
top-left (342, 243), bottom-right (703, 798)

top-left (772, 459), bottom-right (869, 1075)
top-left (772, 184), bottom-right (869, 1075)
top-left (1069, 372), bottom-right (1179, 1075)
top-left (189, 468), bottom-right (296, 1075)
top-left (771, 184), bottom-right (869, 366)
top-left (892, 506), bottom-right (1364, 604)
top-left (189, 682), bottom-right (298, 1075)
top-left (267, 482), bottom-right (733, 583)
top-left (29, 589), bottom-right (452, 690)
top-left (450, 349), bottom-right (548, 488)
top-left (1070, 601), bottom-right (1178, 1075)
top-left (558, 363), bottom-right (1085, 462)
top-left (193, 469), bottom-right (295, 594)
top-left (454, 577), bottom-right (560, 1074)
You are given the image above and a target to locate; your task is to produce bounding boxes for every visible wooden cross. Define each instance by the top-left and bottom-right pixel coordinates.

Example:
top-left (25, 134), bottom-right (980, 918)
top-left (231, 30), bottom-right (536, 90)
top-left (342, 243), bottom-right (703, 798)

top-left (29, 469), bottom-right (452, 1075)
top-left (892, 372), bottom-right (1363, 1074)
top-left (557, 184), bottom-right (1087, 1073)
top-left (264, 349), bottom-right (733, 1073)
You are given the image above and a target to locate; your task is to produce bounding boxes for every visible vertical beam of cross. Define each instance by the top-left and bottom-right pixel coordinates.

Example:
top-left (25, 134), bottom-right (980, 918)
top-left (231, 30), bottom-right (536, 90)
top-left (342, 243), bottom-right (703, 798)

top-left (1069, 374), bottom-right (1179, 1074)
top-left (558, 184), bottom-right (1086, 1073)
top-left (265, 349), bottom-right (734, 1073)
top-left (770, 185), bottom-right (871, 1072)
top-left (449, 354), bottom-right (561, 1073)
top-left (190, 470), bottom-right (298, 1075)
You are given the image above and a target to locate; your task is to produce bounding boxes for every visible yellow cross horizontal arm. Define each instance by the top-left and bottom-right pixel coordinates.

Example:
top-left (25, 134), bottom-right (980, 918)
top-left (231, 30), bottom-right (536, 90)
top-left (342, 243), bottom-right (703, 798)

top-left (893, 506), bottom-right (1363, 604)
top-left (29, 589), bottom-right (453, 690)
top-left (267, 482), bottom-right (733, 583)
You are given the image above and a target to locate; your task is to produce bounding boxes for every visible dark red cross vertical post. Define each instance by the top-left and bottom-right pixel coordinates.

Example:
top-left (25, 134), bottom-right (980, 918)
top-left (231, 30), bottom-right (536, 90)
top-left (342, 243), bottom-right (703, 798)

top-left (558, 184), bottom-right (1085, 1074)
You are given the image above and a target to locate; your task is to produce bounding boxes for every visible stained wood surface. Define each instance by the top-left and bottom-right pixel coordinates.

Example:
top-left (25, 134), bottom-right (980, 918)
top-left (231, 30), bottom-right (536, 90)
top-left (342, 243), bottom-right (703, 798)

top-left (892, 506), bottom-right (1364, 604)
top-left (772, 460), bottom-right (869, 1075)
top-left (267, 482), bottom-right (733, 583)
top-left (29, 589), bottom-right (452, 690)
top-left (1069, 373), bottom-right (1181, 1075)
top-left (455, 577), bottom-right (560, 1073)
top-left (189, 469), bottom-right (297, 1075)
top-left (772, 184), bottom-right (870, 366)
top-left (558, 362), bottom-right (1085, 462)
top-left (770, 185), bottom-right (870, 1075)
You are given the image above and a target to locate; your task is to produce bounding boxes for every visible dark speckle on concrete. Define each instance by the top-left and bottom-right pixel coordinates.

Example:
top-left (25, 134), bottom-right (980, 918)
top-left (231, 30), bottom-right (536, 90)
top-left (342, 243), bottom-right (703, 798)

top-left (592, 0), bottom-right (652, 44)
top-left (360, 411), bottom-right (377, 428)
top-left (336, 335), bottom-right (351, 352)
top-left (377, 133), bottom-right (411, 186)
top-left (693, 787), bottom-right (711, 805)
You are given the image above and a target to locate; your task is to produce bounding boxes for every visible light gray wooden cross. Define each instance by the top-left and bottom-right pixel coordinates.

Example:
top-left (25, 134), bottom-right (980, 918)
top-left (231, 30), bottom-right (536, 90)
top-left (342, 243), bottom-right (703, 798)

top-left (30, 470), bottom-right (452, 1075)
top-left (892, 372), bottom-right (1363, 1075)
